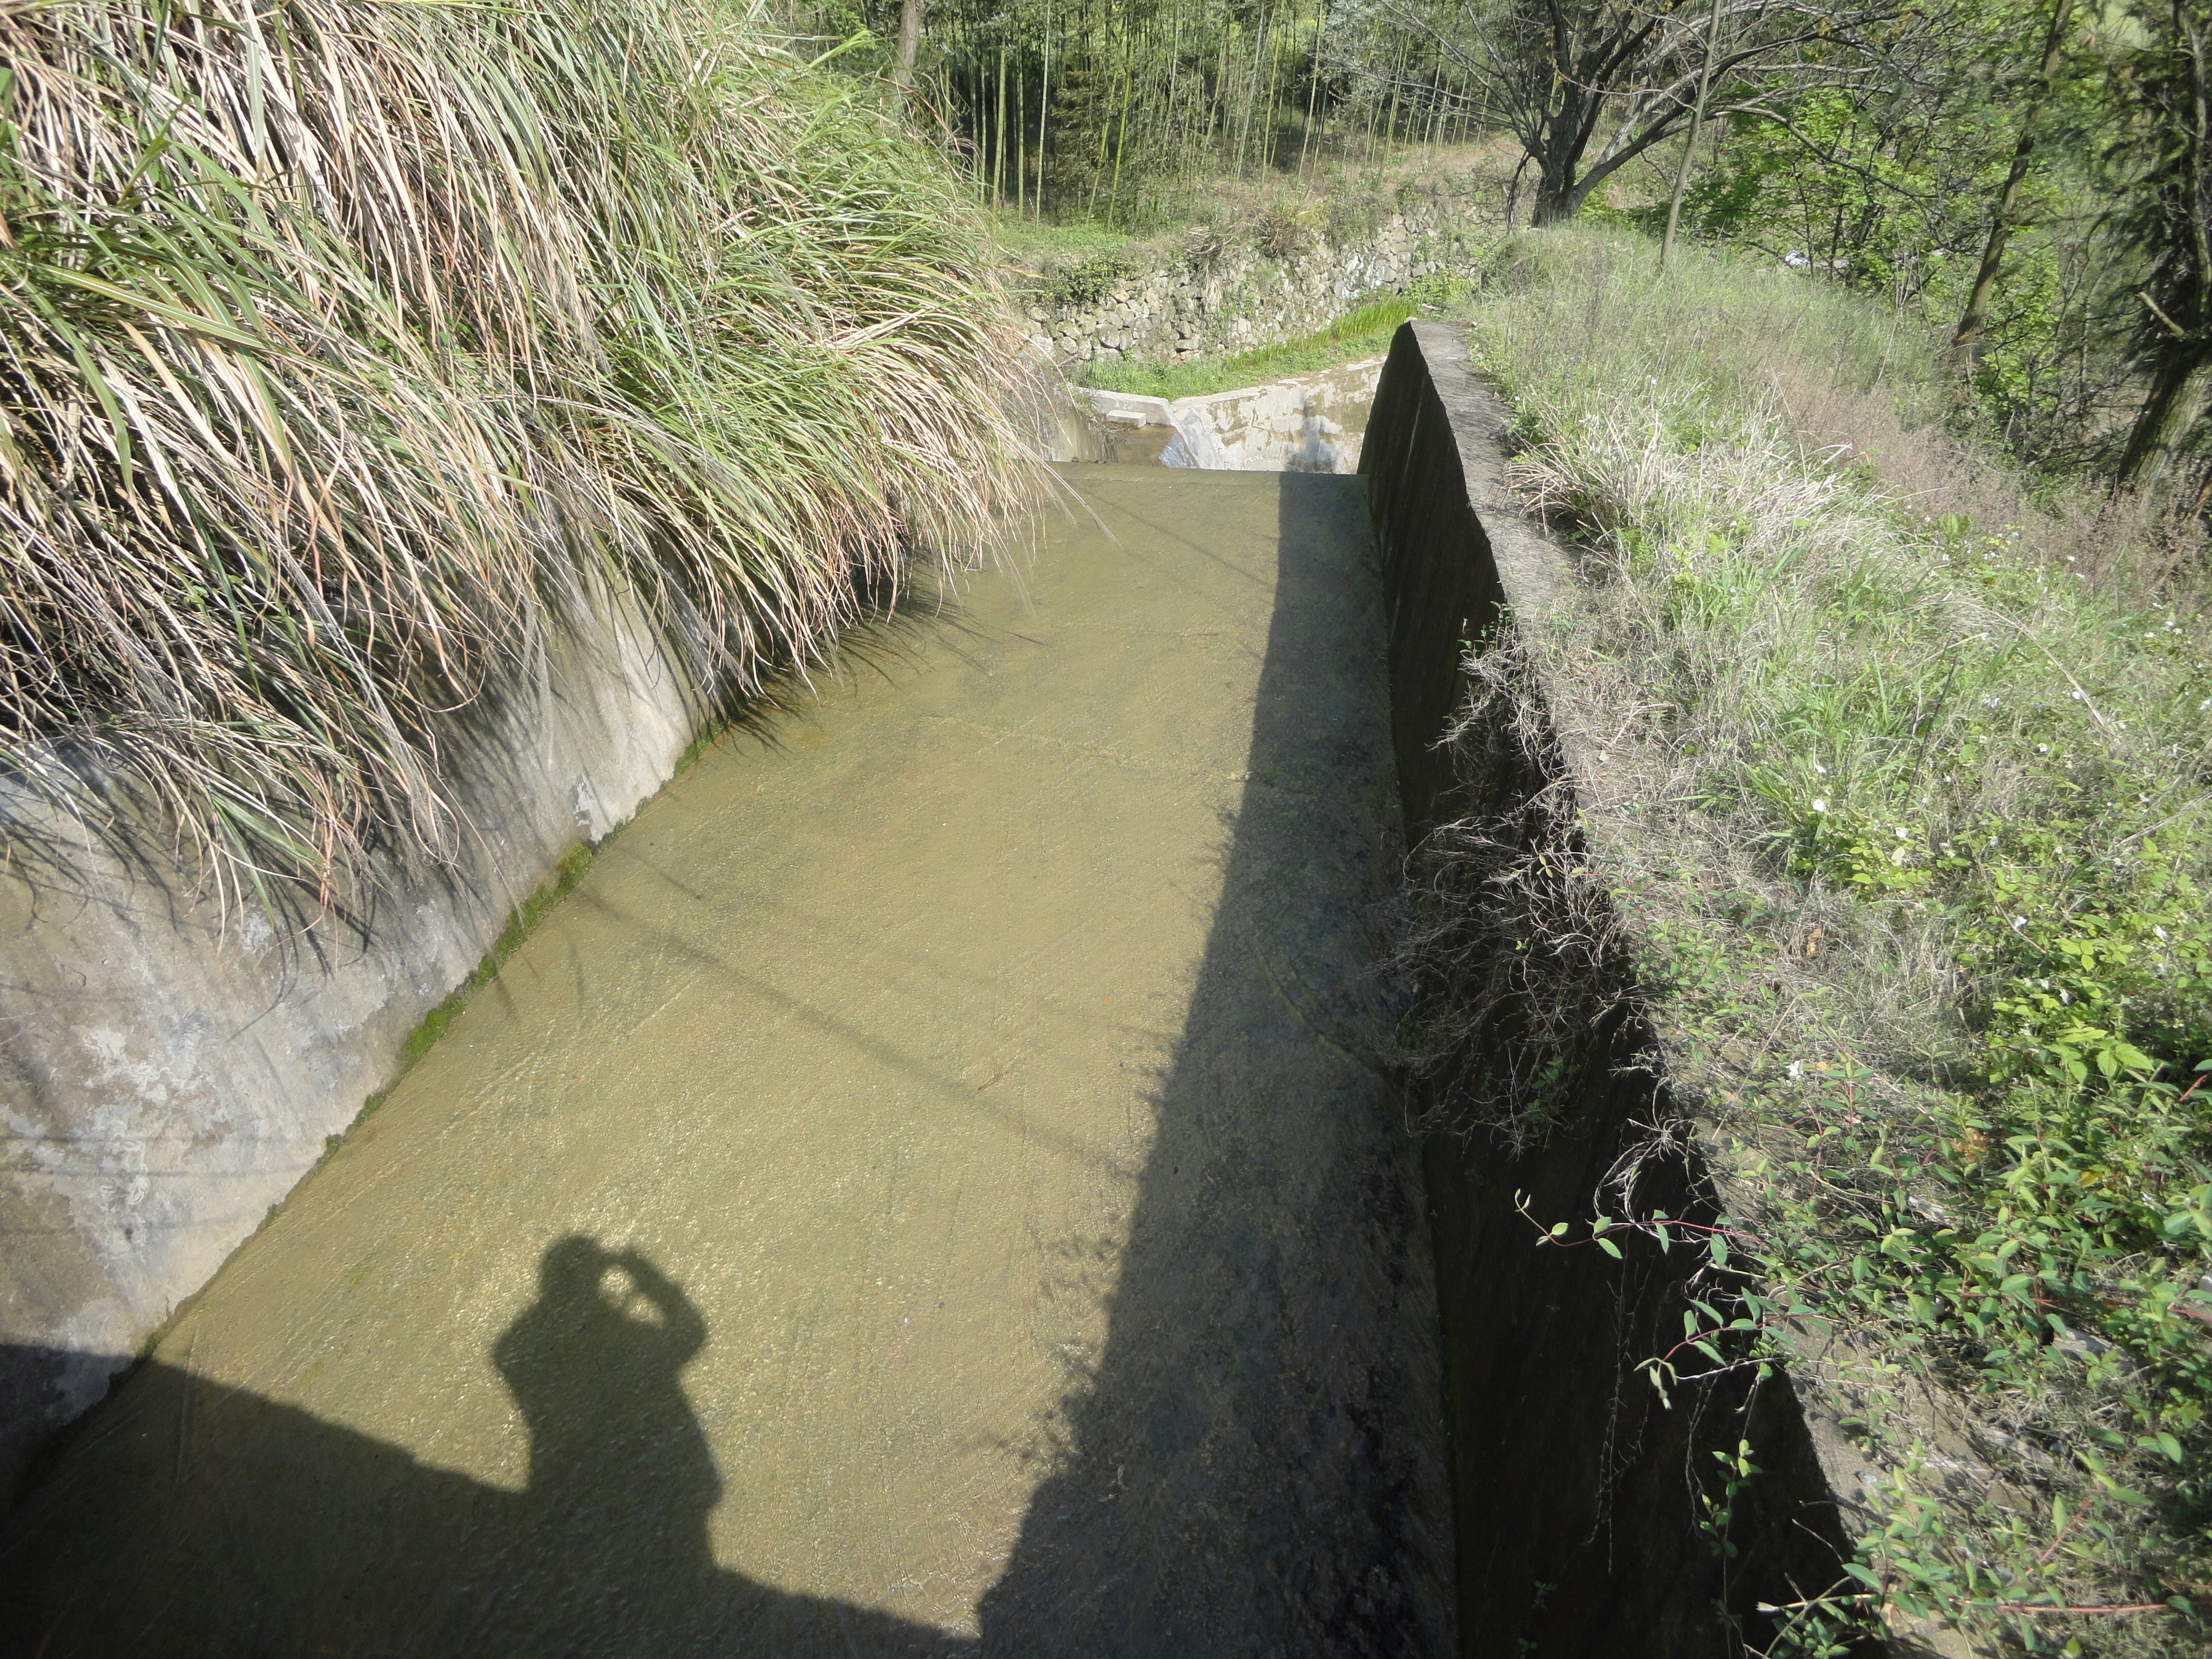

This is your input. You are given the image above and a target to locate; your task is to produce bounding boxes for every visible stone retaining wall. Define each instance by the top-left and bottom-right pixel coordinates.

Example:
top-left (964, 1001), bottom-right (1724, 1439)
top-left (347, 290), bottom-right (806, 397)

top-left (1025, 198), bottom-right (1479, 368)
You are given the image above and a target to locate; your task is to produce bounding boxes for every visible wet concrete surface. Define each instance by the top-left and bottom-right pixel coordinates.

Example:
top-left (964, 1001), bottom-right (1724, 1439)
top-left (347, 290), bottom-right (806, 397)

top-left (0, 468), bottom-right (1454, 1657)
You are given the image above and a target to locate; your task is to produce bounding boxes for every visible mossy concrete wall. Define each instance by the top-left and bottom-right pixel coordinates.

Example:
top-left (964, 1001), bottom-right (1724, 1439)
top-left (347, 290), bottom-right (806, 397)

top-left (1, 587), bottom-right (702, 1506)
top-left (1362, 322), bottom-right (1861, 1656)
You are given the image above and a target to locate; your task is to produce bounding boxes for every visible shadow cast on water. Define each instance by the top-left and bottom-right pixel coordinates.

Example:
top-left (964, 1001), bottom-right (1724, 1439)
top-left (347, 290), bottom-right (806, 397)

top-left (2, 1238), bottom-right (967, 1658)
top-left (2, 473), bottom-right (1448, 1658)
top-left (973, 471), bottom-right (1449, 1657)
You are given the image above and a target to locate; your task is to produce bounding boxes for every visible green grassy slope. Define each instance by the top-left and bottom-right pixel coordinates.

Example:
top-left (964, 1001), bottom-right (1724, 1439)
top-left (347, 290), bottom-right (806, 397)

top-left (1408, 229), bottom-right (2212, 1653)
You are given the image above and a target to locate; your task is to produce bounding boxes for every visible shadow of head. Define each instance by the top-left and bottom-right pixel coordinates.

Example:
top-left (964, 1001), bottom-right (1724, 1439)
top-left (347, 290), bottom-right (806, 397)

top-left (0, 1237), bottom-right (970, 1658)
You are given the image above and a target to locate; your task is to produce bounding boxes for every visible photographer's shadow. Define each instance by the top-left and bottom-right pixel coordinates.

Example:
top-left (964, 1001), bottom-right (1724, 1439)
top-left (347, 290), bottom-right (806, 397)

top-left (490, 1236), bottom-right (724, 1643)
top-left (1, 1236), bottom-right (966, 1658)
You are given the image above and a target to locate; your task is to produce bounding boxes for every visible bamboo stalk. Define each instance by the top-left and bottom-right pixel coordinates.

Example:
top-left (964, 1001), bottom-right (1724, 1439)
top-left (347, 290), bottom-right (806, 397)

top-left (1038, 0), bottom-right (1051, 215)
top-left (1298, 3), bottom-right (1327, 179)
top-left (1105, 9), bottom-right (1134, 225)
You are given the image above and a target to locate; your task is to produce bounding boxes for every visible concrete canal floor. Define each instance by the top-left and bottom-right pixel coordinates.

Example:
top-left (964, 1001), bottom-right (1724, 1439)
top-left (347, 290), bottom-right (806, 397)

top-left (0, 468), bottom-right (1455, 1657)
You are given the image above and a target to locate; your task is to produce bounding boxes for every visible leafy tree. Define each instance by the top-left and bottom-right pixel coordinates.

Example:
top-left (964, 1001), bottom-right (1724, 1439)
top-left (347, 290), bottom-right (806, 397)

top-left (1948, 0), bottom-right (2080, 362)
top-left (1674, 0), bottom-right (2137, 470)
top-left (1338, 0), bottom-right (1911, 224)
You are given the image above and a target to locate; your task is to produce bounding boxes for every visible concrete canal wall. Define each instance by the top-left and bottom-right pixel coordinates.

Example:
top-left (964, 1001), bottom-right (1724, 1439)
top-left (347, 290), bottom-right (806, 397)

top-left (1362, 322), bottom-right (1860, 1656)
top-left (1079, 359), bottom-right (1383, 474)
top-left (2, 587), bottom-right (704, 1502)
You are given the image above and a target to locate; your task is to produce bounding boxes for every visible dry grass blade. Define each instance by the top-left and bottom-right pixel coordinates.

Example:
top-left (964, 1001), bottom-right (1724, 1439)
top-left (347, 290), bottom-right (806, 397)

top-left (0, 0), bottom-right (1048, 912)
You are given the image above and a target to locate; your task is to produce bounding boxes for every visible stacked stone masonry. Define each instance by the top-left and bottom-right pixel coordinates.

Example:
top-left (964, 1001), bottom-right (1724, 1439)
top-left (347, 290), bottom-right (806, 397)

top-left (1026, 205), bottom-right (1473, 368)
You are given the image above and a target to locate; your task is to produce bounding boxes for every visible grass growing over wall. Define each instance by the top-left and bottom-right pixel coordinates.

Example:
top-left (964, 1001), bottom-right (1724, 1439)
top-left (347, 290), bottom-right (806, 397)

top-left (0, 0), bottom-right (1044, 912)
top-left (1414, 232), bottom-right (2212, 1653)
top-left (1078, 293), bottom-right (1440, 400)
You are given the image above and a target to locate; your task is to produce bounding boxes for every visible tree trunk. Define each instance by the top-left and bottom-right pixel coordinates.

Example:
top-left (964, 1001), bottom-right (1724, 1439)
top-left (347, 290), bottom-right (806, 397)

top-left (1530, 152), bottom-right (1584, 225)
top-left (1661, 0), bottom-right (1726, 270)
top-left (2115, 5), bottom-right (2212, 509)
top-left (2117, 343), bottom-right (2212, 501)
top-left (894, 0), bottom-right (924, 89)
top-left (1948, 0), bottom-right (2078, 365)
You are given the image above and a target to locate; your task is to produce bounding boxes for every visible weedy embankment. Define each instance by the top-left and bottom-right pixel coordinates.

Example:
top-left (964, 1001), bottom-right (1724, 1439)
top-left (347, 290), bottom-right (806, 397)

top-left (1403, 231), bottom-right (2212, 1654)
top-left (0, 0), bottom-right (1043, 908)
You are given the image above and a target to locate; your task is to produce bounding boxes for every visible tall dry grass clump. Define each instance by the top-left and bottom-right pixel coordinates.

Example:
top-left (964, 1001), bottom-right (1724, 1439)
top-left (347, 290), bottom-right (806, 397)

top-left (0, 0), bottom-right (1044, 905)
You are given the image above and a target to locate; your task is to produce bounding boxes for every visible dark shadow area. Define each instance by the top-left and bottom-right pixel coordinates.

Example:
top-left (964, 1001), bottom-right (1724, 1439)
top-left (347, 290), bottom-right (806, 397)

top-left (0, 1239), bottom-right (970, 1658)
top-left (974, 471), bottom-right (1453, 1657)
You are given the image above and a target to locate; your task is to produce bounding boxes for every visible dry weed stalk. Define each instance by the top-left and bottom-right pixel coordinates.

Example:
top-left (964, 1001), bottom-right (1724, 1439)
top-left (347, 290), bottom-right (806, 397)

top-left (1392, 633), bottom-right (1639, 1151)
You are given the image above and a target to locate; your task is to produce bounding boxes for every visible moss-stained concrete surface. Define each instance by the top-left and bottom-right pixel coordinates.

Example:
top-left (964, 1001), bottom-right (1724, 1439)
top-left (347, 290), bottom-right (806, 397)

top-left (0, 468), bottom-right (1452, 1657)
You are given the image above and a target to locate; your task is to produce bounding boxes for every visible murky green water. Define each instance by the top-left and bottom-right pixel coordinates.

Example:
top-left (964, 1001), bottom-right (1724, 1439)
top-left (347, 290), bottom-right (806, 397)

top-left (1, 468), bottom-right (1453, 1657)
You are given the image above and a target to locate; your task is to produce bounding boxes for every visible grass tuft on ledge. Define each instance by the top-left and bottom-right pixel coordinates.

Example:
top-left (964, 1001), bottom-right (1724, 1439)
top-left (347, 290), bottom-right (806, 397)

top-left (1076, 291), bottom-right (1453, 401)
top-left (1411, 230), bottom-right (2211, 1654)
top-left (0, 0), bottom-right (1046, 912)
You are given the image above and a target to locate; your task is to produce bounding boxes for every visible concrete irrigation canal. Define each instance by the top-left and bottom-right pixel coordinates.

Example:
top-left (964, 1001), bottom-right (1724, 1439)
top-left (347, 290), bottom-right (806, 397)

top-left (2, 462), bottom-right (1456, 1655)
top-left (5, 329), bottom-right (1865, 1658)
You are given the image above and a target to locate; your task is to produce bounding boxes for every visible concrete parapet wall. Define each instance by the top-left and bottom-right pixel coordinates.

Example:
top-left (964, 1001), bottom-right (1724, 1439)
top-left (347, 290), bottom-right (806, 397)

top-left (1362, 322), bottom-right (1859, 1657)
top-left (1, 588), bottom-right (702, 1502)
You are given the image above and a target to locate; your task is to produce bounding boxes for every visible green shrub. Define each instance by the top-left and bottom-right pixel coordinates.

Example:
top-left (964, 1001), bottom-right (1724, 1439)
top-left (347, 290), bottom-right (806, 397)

top-left (1325, 192), bottom-right (1387, 247)
top-left (1042, 253), bottom-right (1139, 309)
top-left (1250, 201), bottom-right (1317, 260)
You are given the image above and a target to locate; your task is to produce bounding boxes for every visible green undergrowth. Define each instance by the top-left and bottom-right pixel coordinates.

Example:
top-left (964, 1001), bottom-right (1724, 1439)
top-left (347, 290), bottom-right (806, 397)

top-left (983, 212), bottom-right (1141, 267)
top-left (1421, 230), bottom-right (2212, 1653)
top-left (1078, 286), bottom-right (1460, 401)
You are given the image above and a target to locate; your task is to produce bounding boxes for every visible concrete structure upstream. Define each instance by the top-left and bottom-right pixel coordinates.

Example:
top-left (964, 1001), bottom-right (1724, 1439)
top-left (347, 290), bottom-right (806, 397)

top-left (1080, 359), bottom-right (1384, 474)
top-left (0, 470), bottom-right (1455, 1656)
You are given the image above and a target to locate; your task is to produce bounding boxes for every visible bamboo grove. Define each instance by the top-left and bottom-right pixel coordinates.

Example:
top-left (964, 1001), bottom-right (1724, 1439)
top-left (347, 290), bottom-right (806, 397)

top-left (816, 0), bottom-right (1489, 225)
